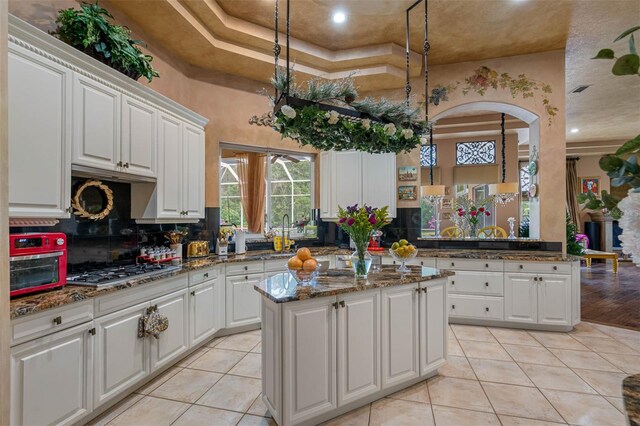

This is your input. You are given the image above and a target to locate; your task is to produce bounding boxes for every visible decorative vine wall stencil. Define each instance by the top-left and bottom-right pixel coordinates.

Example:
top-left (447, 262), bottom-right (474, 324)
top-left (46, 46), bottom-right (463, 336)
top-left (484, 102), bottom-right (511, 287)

top-left (428, 66), bottom-right (558, 124)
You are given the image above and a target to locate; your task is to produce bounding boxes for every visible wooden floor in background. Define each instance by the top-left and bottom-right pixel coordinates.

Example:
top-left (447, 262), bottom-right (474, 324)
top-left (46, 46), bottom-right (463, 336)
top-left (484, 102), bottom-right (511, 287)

top-left (581, 261), bottom-right (640, 330)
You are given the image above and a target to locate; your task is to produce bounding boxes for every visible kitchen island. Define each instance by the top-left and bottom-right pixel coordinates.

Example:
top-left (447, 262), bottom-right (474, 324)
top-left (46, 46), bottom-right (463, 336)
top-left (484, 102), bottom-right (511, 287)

top-left (254, 266), bottom-right (453, 426)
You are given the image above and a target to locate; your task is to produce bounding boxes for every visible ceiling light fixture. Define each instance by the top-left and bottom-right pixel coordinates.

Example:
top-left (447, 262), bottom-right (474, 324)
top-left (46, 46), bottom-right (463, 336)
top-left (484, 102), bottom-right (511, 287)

top-left (333, 11), bottom-right (346, 23)
top-left (570, 128), bottom-right (580, 133)
top-left (489, 113), bottom-right (519, 205)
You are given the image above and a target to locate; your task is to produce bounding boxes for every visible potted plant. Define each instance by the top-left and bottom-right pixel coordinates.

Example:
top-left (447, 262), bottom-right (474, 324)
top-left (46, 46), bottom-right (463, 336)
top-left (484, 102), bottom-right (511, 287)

top-left (337, 204), bottom-right (390, 278)
top-left (52, 2), bottom-right (159, 82)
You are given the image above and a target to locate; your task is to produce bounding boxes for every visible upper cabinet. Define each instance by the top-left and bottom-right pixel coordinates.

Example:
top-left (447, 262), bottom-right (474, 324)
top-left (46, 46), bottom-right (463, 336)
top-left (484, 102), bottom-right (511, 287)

top-left (72, 73), bottom-right (120, 172)
top-left (8, 43), bottom-right (72, 219)
top-left (320, 151), bottom-right (396, 220)
top-left (8, 15), bottom-right (207, 221)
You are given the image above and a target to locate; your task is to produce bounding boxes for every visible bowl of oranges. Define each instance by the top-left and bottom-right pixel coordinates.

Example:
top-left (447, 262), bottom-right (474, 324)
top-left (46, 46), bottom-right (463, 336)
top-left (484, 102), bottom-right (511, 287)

top-left (389, 240), bottom-right (417, 273)
top-left (287, 248), bottom-right (320, 284)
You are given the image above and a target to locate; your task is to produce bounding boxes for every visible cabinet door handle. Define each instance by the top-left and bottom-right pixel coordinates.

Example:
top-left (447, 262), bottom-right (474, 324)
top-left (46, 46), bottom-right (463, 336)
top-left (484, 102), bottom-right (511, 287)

top-left (485, 263), bottom-right (489, 268)
top-left (204, 272), bottom-right (209, 278)
top-left (553, 266), bottom-right (558, 271)
top-left (190, 291), bottom-right (196, 296)
top-left (519, 264), bottom-right (523, 269)
top-left (117, 161), bottom-right (123, 167)
top-left (52, 316), bottom-right (62, 325)
top-left (451, 280), bottom-right (455, 285)
top-left (485, 282), bottom-right (489, 287)
top-left (485, 307), bottom-right (489, 312)
top-left (539, 277), bottom-right (543, 282)
top-left (420, 261), bottom-right (424, 266)
top-left (415, 288), bottom-right (421, 293)
top-left (244, 266), bottom-right (248, 271)
top-left (534, 277), bottom-right (538, 281)
top-left (332, 302), bottom-right (339, 310)
top-left (451, 262), bottom-right (455, 267)
top-left (124, 162), bottom-right (130, 168)
top-left (451, 304), bottom-right (456, 309)
top-left (66, 206), bottom-right (74, 214)
top-left (88, 328), bottom-right (96, 336)
top-left (339, 301), bottom-right (345, 308)
top-left (422, 287), bottom-right (427, 293)
top-left (245, 275), bottom-right (248, 280)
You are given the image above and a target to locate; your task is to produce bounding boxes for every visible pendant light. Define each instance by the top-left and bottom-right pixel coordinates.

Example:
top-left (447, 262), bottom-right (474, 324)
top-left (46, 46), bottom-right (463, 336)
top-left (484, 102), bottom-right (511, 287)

top-left (489, 113), bottom-right (519, 204)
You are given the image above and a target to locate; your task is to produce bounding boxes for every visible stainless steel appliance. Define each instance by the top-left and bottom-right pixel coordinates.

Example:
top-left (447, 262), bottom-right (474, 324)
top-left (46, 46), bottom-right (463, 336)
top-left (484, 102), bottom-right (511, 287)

top-left (67, 263), bottom-right (180, 288)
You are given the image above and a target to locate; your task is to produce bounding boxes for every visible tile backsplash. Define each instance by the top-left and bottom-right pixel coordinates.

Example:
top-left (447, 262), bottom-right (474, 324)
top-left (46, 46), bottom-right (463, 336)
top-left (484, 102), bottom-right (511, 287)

top-left (10, 178), bottom-right (213, 272)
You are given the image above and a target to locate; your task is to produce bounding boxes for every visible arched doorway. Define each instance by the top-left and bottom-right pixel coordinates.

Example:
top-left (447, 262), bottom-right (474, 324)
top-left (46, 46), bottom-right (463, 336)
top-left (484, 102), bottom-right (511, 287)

top-left (430, 101), bottom-right (541, 239)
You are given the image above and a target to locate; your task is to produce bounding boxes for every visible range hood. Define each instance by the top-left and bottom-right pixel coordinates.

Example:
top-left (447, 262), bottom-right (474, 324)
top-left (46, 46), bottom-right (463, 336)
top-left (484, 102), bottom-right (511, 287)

top-left (72, 165), bottom-right (156, 183)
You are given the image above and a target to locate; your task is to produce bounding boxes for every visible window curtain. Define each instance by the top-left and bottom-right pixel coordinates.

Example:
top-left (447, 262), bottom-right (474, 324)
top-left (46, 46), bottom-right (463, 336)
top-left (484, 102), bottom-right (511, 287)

top-left (566, 158), bottom-right (580, 232)
top-left (236, 153), bottom-right (266, 233)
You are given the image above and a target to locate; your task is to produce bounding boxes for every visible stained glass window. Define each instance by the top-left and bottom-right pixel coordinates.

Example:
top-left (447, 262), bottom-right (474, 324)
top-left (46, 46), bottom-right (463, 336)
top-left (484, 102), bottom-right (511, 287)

top-left (420, 145), bottom-right (437, 167)
top-left (455, 141), bottom-right (496, 165)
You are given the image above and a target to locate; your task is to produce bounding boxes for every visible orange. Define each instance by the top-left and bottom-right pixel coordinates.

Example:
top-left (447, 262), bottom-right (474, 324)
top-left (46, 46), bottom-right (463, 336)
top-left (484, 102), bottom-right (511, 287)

top-left (288, 256), bottom-right (303, 269)
top-left (302, 258), bottom-right (318, 271)
top-left (297, 247), bottom-right (312, 261)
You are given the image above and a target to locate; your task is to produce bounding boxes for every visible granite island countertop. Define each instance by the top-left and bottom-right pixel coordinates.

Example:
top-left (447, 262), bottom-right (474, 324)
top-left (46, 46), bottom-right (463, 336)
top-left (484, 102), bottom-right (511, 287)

top-left (10, 246), bottom-right (577, 320)
top-left (623, 373), bottom-right (640, 426)
top-left (253, 265), bottom-right (454, 303)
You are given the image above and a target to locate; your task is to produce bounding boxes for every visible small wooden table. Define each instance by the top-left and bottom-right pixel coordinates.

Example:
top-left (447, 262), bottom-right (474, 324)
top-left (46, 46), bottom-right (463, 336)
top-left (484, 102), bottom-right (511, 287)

top-left (582, 249), bottom-right (619, 273)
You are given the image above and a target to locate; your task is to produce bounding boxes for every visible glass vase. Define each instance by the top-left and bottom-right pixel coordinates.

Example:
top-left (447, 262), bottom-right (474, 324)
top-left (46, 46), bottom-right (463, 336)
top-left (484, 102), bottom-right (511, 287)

top-left (468, 223), bottom-right (478, 239)
top-left (351, 242), bottom-right (373, 279)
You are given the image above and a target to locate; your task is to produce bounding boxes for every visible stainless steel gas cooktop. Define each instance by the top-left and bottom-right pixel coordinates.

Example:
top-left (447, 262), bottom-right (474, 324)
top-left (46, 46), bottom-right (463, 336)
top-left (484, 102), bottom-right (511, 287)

top-left (67, 263), bottom-right (181, 288)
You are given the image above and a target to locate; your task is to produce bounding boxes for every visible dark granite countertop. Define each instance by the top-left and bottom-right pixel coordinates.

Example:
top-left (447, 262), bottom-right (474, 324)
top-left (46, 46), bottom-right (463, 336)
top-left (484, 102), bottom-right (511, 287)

top-left (254, 266), bottom-right (454, 303)
top-left (10, 246), bottom-right (577, 320)
top-left (624, 373), bottom-right (640, 426)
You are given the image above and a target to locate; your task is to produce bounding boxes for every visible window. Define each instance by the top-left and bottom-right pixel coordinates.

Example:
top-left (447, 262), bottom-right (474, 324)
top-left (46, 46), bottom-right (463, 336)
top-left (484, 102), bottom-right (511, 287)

top-left (220, 151), bottom-right (313, 236)
top-left (456, 141), bottom-right (496, 165)
top-left (420, 144), bottom-right (437, 167)
top-left (519, 160), bottom-right (531, 225)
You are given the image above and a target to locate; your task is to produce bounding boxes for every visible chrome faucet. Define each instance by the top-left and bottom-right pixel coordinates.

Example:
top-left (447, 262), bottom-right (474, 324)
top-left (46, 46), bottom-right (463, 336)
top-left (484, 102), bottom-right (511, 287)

top-left (281, 214), bottom-right (290, 252)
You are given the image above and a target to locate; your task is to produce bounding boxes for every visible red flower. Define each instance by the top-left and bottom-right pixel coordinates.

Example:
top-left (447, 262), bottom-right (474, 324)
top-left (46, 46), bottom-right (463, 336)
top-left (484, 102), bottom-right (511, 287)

top-left (338, 217), bottom-right (347, 224)
top-left (478, 207), bottom-right (485, 213)
top-left (470, 210), bottom-right (478, 217)
top-left (486, 212), bottom-right (491, 217)
top-left (347, 218), bottom-right (355, 226)
top-left (458, 211), bottom-right (464, 217)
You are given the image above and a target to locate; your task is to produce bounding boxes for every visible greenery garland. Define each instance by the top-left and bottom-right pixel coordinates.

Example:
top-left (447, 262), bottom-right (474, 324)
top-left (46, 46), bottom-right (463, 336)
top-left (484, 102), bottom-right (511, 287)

top-left (260, 69), bottom-right (427, 154)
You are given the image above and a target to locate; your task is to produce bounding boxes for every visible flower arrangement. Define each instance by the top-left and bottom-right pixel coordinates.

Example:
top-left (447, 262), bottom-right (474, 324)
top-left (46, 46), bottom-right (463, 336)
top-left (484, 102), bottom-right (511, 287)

top-left (337, 204), bottom-right (390, 277)
top-left (453, 196), bottom-right (493, 238)
top-left (252, 70), bottom-right (427, 154)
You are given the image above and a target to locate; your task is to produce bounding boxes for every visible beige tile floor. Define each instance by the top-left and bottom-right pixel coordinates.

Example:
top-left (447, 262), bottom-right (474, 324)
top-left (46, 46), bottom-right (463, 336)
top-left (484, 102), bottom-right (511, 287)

top-left (87, 322), bottom-right (638, 426)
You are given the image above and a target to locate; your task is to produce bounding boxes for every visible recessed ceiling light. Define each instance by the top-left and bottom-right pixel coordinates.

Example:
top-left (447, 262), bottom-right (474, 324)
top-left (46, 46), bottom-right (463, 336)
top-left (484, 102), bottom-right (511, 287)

top-left (570, 128), bottom-right (579, 133)
top-left (333, 11), bottom-right (346, 24)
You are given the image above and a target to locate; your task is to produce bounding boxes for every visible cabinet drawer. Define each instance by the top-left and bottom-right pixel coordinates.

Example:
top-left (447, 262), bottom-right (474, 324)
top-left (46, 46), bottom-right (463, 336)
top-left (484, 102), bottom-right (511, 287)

top-left (448, 272), bottom-right (504, 296)
top-left (94, 274), bottom-right (187, 317)
top-left (264, 258), bottom-right (288, 273)
top-left (189, 266), bottom-right (219, 286)
top-left (504, 261), bottom-right (571, 274)
top-left (436, 258), bottom-right (503, 272)
top-left (11, 300), bottom-right (94, 346)
top-left (448, 294), bottom-right (503, 320)
top-left (226, 261), bottom-right (264, 276)
top-left (381, 256), bottom-right (435, 267)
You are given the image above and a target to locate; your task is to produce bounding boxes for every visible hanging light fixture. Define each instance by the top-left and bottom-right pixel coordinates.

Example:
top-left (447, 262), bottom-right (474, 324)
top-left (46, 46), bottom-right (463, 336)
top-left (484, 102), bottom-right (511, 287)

top-left (489, 113), bottom-right (519, 204)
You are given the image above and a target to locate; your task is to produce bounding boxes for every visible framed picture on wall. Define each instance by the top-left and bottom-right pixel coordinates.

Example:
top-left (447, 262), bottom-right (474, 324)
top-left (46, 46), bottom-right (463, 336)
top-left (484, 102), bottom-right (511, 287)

top-left (398, 166), bottom-right (418, 181)
top-left (580, 176), bottom-right (600, 196)
top-left (442, 212), bottom-right (453, 221)
top-left (441, 198), bottom-right (453, 210)
top-left (398, 185), bottom-right (417, 200)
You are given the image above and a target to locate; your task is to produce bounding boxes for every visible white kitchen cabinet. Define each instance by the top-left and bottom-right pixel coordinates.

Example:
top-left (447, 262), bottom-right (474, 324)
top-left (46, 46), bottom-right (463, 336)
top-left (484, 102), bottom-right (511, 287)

top-left (93, 302), bottom-right (149, 408)
top-left (10, 322), bottom-right (94, 426)
top-left (283, 298), bottom-right (337, 425)
top-left (149, 289), bottom-right (189, 371)
top-left (121, 95), bottom-right (157, 178)
top-left (504, 273), bottom-right (538, 324)
top-left (337, 290), bottom-right (381, 406)
top-left (537, 274), bottom-right (571, 326)
top-left (420, 283), bottom-right (446, 375)
top-left (381, 283), bottom-right (419, 388)
top-left (72, 73), bottom-right (120, 171)
top-left (320, 151), bottom-right (397, 219)
top-left (362, 153), bottom-right (396, 214)
top-left (189, 278), bottom-right (225, 346)
top-left (182, 124), bottom-right (205, 218)
top-left (226, 273), bottom-right (263, 328)
top-left (131, 113), bottom-right (205, 222)
top-left (8, 44), bottom-right (72, 219)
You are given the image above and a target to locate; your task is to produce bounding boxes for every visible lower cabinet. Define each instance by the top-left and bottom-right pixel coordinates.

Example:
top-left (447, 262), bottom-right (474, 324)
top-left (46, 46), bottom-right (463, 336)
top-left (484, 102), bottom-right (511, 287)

top-left (226, 273), bottom-right (263, 328)
top-left (189, 278), bottom-right (225, 346)
top-left (149, 289), bottom-right (189, 371)
top-left (10, 322), bottom-right (94, 426)
top-left (381, 283), bottom-right (419, 388)
top-left (505, 273), bottom-right (572, 326)
top-left (93, 302), bottom-right (149, 408)
top-left (420, 284), bottom-right (447, 375)
top-left (283, 297), bottom-right (337, 425)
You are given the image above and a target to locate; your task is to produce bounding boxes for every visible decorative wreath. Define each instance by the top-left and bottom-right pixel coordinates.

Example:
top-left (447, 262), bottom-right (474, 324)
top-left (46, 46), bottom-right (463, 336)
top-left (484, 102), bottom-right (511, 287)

top-left (70, 179), bottom-right (114, 220)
